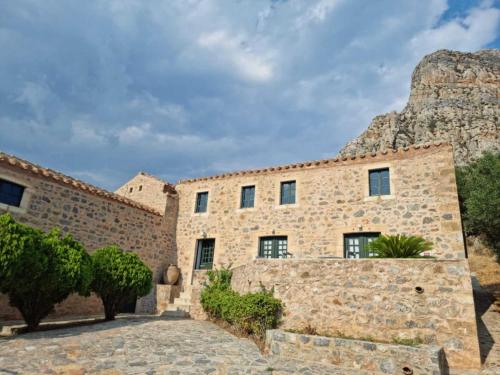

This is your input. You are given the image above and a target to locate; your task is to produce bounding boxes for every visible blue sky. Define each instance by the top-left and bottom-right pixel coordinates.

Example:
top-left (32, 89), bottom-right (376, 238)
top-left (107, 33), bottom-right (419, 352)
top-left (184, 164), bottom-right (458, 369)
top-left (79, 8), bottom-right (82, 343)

top-left (0, 0), bottom-right (498, 190)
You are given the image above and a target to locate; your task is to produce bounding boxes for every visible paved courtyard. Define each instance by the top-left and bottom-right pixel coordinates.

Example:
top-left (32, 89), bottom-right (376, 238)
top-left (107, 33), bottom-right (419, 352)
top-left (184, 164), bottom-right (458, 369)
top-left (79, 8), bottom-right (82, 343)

top-left (0, 318), bottom-right (371, 375)
top-left (0, 289), bottom-right (498, 375)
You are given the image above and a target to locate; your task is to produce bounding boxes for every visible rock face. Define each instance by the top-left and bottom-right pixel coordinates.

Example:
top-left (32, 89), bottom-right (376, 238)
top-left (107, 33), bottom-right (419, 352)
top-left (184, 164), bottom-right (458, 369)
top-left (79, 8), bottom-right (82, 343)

top-left (340, 49), bottom-right (500, 165)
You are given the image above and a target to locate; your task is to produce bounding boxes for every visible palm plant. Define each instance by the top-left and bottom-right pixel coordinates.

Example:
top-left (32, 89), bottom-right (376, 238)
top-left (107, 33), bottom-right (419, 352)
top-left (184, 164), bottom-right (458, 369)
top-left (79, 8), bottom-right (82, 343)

top-left (367, 234), bottom-right (432, 258)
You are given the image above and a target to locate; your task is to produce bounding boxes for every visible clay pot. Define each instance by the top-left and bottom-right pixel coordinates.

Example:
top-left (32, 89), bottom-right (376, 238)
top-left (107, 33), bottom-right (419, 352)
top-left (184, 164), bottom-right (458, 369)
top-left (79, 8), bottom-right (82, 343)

top-left (164, 264), bottom-right (180, 285)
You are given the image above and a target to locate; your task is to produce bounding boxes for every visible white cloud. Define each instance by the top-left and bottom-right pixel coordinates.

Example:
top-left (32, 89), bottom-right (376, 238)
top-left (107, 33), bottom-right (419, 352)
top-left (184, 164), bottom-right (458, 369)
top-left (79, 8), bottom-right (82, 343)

top-left (0, 0), bottom-right (498, 189)
top-left (197, 30), bottom-right (274, 82)
top-left (410, 6), bottom-right (500, 56)
top-left (296, 0), bottom-right (344, 28)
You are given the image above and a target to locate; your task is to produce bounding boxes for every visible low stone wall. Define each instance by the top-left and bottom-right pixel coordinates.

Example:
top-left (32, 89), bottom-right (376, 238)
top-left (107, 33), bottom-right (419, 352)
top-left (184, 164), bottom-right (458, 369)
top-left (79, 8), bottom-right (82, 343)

top-left (266, 330), bottom-right (446, 375)
top-left (189, 270), bottom-right (209, 320)
top-left (231, 258), bottom-right (480, 370)
top-left (155, 284), bottom-right (181, 314)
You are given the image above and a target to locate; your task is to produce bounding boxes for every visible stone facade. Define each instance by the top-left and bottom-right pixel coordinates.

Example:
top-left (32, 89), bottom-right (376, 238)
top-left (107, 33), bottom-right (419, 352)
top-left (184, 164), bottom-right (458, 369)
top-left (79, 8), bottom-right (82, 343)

top-left (266, 329), bottom-right (446, 375)
top-left (175, 144), bottom-right (465, 286)
top-left (0, 156), bottom-right (177, 320)
top-left (231, 258), bottom-right (480, 370)
top-left (0, 144), bottom-right (481, 370)
top-left (115, 172), bottom-right (176, 215)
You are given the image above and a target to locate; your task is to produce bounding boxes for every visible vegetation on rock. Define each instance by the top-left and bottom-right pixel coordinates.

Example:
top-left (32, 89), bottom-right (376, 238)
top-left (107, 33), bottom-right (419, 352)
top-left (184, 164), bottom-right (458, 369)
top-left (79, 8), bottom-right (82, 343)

top-left (0, 213), bottom-right (93, 330)
top-left (201, 266), bottom-right (283, 339)
top-left (91, 245), bottom-right (152, 320)
top-left (367, 234), bottom-right (432, 258)
top-left (456, 152), bottom-right (500, 260)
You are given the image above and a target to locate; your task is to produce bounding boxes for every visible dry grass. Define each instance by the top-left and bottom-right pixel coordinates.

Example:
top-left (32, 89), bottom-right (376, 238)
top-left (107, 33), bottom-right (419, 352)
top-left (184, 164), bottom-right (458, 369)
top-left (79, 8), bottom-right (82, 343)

top-left (467, 236), bottom-right (500, 308)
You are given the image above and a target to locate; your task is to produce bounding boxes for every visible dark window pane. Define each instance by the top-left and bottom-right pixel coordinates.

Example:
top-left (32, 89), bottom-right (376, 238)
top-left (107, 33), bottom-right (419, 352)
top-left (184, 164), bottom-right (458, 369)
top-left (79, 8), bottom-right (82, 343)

top-left (259, 236), bottom-right (287, 258)
top-left (369, 169), bottom-right (390, 196)
top-left (196, 239), bottom-right (215, 269)
top-left (241, 186), bottom-right (255, 208)
top-left (195, 192), bottom-right (208, 213)
top-left (0, 179), bottom-right (25, 207)
top-left (280, 181), bottom-right (296, 205)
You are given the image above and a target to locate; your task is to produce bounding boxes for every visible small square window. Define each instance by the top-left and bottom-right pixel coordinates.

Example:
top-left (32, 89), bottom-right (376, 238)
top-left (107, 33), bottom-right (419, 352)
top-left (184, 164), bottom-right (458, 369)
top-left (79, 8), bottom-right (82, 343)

top-left (0, 179), bottom-right (25, 207)
top-left (280, 181), bottom-right (296, 205)
top-left (369, 168), bottom-right (390, 196)
top-left (240, 185), bottom-right (255, 208)
top-left (195, 192), bottom-right (209, 213)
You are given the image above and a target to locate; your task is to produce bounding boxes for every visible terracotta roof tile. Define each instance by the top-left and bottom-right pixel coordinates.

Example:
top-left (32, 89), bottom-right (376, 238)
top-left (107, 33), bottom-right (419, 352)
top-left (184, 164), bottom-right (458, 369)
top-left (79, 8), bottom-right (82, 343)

top-left (0, 152), bottom-right (162, 216)
top-left (177, 142), bottom-right (449, 184)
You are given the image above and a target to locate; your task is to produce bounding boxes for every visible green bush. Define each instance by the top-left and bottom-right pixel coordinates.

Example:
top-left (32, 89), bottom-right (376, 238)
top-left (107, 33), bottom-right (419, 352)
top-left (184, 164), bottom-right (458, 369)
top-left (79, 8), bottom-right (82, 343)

top-left (200, 266), bottom-right (283, 339)
top-left (0, 213), bottom-right (93, 330)
top-left (456, 152), bottom-right (500, 258)
top-left (91, 245), bottom-right (152, 320)
top-left (367, 234), bottom-right (432, 258)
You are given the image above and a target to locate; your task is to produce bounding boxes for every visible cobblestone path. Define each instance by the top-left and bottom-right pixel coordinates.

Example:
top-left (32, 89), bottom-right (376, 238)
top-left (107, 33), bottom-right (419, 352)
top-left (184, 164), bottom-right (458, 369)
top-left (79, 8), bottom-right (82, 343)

top-left (0, 318), bottom-right (369, 375)
top-left (1, 292), bottom-right (498, 375)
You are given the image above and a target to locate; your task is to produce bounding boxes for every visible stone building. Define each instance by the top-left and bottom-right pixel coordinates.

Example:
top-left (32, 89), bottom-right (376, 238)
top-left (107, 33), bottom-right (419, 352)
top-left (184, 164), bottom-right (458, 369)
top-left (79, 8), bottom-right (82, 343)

top-left (0, 143), bottom-right (481, 369)
top-left (0, 153), bottom-right (177, 319)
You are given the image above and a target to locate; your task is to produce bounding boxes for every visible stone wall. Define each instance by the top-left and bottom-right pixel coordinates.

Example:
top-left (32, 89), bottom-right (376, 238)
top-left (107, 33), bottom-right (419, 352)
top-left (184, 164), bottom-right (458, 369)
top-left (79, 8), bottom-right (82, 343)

top-left (115, 172), bottom-right (176, 215)
top-left (231, 258), bottom-right (480, 370)
top-left (175, 144), bottom-right (465, 286)
top-left (0, 163), bottom-right (177, 320)
top-left (266, 330), bottom-right (446, 375)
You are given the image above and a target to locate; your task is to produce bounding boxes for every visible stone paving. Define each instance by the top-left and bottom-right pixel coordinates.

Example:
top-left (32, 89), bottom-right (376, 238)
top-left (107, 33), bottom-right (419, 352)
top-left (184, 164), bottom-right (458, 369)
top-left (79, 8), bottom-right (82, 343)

top-left (0, 318), bottom-right (371, 375)
top-left (0, 286), bottom-right (498, 375)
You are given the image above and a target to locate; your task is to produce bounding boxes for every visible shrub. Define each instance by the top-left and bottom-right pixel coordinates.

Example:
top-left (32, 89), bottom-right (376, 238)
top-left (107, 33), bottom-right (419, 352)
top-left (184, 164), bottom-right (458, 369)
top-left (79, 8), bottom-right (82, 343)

top-left (456, 152), bottom-right (500, 259)
top-left (200, 266), bottom-right (283, 339)
top-left (367, 234), bottom-right (432, 258)
top-left (0, 213), bottom-right (93, 330)
top-left (91, 245), bottom-right (152, 320)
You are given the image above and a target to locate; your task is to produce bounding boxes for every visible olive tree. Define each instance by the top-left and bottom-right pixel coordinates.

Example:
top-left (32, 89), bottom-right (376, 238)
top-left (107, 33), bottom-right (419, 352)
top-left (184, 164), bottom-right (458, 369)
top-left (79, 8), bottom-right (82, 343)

top-left (456, 152), bottom-right (500, 258)
top-left (0, 213), bottom-right (93, 330)
top-left (91, 245), bottom-right (152, 320)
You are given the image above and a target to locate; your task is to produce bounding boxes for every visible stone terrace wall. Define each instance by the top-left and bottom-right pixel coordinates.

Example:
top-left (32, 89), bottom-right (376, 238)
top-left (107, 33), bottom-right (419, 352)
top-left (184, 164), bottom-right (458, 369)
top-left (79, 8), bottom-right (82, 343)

top-left (175, 144), bottom-right (465, 286)
top-left (0, 164), bottom-right (177, 320)
top-left (266, 330), bottom-right (446, 375)
top-left (231, 259), bottom-right (480, 370)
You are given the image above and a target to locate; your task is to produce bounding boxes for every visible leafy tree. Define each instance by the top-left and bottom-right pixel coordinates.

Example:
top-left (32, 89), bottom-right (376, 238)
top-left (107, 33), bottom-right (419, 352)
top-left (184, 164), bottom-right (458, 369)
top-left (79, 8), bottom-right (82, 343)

top-left (0, 213), bottom-right (93, 330)
top-left (91, 245), bottom-right (152, 320)
top-left (456, 152), bottom-right (500, 258)
top-left (367, 234), bottom-right (432, 258)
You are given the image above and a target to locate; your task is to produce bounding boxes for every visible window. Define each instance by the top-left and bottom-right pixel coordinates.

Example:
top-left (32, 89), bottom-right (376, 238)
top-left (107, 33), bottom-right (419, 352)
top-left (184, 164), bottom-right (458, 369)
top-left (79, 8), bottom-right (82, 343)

top-left (129, 187), bottom-right (133, 193)
top-left (369, 168), bottom-right (390, 196)
top-left (280, 181), bottom-right (296, 205)
top-left (240, 185), bottom-right (255, 208)
top-left (195, 239), bottom-right (215, 269)
top-left (344, 233), bottom-right (380, 258)
top-left (0, 179), bottom-right (25, 207)
top-left (195, 192), bottom-right (209, 213)
top-left (139, 185), bottom-right (143, 191)
top-left (259, 236), bottom-right (288, 258)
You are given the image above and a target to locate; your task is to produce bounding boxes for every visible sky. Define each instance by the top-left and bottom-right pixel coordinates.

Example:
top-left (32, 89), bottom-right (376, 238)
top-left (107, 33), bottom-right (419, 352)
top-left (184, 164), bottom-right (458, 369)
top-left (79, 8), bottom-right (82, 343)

top-left (0, 0), bottom-right (499, 190)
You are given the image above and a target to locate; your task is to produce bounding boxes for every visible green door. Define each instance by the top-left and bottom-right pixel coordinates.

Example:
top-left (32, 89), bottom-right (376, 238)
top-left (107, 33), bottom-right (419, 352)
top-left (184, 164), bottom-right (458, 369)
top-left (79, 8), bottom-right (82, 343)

top-left (259, 236), bottom-right (287, 258)
top-left (344, 233), bottom-right (380, 258)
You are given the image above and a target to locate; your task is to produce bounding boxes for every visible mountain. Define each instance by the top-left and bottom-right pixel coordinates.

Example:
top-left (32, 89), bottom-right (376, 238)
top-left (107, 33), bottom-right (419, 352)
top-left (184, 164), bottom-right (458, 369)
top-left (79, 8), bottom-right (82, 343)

top-left (340, 49), bottom-right (499, 165)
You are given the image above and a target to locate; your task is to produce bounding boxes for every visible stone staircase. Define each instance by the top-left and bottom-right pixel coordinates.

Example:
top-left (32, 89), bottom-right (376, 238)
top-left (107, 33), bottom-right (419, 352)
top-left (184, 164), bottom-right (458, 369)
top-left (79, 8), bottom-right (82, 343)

top-left (161, 287), bottom-right (192, 318)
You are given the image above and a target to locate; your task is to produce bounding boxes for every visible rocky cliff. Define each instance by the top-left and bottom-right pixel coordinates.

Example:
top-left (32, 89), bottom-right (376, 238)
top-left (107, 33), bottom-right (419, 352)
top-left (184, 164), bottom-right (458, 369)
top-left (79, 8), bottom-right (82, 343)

top-left (340, 49), bottom-right (499, 165)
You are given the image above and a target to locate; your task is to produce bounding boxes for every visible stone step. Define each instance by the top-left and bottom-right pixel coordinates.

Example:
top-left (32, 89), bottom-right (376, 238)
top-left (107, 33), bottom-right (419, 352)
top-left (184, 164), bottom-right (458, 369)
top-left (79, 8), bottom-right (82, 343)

top-left (174, 297), bottom-right (191, 305)
top-left (166, 304), bottom-right (191, 312)
top-left (178, 291), bottom-right (191, 299)
top-left (161, 309), bottom-right (189, 318)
